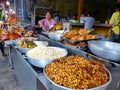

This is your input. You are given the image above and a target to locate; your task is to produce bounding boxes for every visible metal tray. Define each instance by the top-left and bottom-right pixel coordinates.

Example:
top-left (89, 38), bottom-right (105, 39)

top-left (62, 36), bottom-right (100, 44)
top-left (63, 40), bottom-right (88, 51)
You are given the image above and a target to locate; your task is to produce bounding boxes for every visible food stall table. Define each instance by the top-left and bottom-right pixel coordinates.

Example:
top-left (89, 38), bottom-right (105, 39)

top-left (10, 35), bottom-right (120, 90)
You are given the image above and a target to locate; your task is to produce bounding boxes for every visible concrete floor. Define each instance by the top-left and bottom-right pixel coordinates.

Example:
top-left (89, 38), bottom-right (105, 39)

top-left (0, 51), bottom-right (21, 90)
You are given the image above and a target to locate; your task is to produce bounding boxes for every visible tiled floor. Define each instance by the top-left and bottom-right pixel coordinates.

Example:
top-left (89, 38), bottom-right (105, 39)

top-left (0, 51), bottom-right (21, 90)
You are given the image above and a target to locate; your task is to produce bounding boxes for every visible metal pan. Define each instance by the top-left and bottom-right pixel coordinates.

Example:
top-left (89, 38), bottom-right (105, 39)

top-left (88, 40), bottom-right (120, 62)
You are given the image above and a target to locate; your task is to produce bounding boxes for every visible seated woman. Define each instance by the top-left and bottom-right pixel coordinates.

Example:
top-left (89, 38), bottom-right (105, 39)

top-left (38, 11), bottom-right (56, 30)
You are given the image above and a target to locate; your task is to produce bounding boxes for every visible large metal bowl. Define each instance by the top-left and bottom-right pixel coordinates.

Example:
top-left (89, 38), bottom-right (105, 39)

top-left (16, 41), bottom-right (48, 54)
top-left (48, 30), bottom-right (65, 41)
top-left (13, 37), bottom-right (38, 46)
top-left (88, 40), bottom-right (120, 62)
top-left (43, 67), bottom-right (112, 90)
top-left (26, 46), bottom-right (68, 68)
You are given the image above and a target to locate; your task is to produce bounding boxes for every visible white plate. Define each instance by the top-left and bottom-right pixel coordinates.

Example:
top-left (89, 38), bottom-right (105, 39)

top-left (33, 41), bottom-right (49, 46)
top-left (5, 40), bottom-right (13, 45)
top-left (17, 47), bottom-right (31, 54)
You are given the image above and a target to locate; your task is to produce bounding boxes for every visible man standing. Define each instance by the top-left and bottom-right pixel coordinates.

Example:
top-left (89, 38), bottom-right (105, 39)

top-left (80, 12), bottom-right (95, 30)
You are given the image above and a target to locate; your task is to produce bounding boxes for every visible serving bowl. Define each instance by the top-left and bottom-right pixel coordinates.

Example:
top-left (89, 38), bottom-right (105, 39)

top-left (26, 46), bottom-right (68, 68)
top-left (48, 30), bottom-right (65, 41)
top-left (13, 37), bottom-right (38, 45)
top-left (88, 40), bottom-right (120, 62)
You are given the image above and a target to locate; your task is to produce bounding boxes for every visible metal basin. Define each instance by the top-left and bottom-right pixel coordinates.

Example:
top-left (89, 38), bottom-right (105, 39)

top-left (43, 66), bottom-right (112, 90)
top-left (88, 40), bottom-right (120, 62)
top-left (26, 46), bottom-right (68, 68)
top-left (48, 30), bottom-right (64, 41)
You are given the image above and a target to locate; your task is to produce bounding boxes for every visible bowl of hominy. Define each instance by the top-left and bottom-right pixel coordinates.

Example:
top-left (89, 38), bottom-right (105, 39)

top-left (44, 55), bottom-right (112, 90)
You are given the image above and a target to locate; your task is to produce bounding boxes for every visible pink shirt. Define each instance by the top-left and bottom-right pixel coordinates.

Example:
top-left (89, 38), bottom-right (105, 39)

top-left (38, 19), bottom-right (56, 29)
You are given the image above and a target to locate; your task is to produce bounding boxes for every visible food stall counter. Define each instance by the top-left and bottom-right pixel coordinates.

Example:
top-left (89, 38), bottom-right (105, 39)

top-left (10, 35), bottom-right (120, 90)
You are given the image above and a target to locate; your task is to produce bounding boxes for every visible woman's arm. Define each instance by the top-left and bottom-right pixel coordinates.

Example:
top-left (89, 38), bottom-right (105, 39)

top-left (38, 19), bottom-right (45, 28)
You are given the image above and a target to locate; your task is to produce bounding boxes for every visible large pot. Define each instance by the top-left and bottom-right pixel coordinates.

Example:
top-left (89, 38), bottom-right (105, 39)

top-left (43, 68), bottom-right (112, 90)
top-left (88, 40), bottom-right (120, 62)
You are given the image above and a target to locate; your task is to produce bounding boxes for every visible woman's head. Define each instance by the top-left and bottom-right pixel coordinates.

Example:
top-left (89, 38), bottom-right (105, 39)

top-left (45, 11), bottom-right (53, 20)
